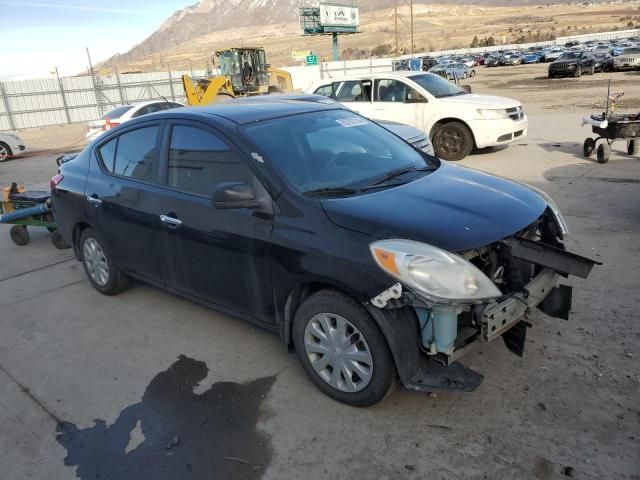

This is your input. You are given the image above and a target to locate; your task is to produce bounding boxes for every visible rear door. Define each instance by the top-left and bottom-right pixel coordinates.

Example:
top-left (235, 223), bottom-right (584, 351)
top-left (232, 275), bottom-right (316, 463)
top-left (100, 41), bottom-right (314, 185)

top-left (331, 79), bottom-right (374, 117)
top-left (86, 122), bottom-right (166, 284)
top-left (154, 120), bottom-right (274, 323)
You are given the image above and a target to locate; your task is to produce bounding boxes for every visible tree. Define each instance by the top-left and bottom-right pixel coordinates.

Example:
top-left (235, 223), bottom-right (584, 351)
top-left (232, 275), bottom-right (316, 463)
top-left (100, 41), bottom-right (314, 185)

top-left (471, 35), bottom-right (479, 48)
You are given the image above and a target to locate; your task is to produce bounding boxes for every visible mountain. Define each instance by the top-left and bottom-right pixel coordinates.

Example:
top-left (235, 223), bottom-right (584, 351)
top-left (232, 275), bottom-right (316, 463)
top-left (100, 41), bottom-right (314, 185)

top-left (105, 0), bottom-right (576, 66)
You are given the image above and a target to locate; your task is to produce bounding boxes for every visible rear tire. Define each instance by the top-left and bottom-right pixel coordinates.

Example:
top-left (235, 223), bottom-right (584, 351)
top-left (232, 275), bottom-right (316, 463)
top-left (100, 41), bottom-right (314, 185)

top-left (9, 225), bottom-right (29, 246)
top-left (79, 228), bottom-right (131, 295)
top-left (432, 122), bottom-right (474, 161)
top-left (292, 290), bottom-right (395, 407)
top-left (50, 230), bottom-right (71, 249)
top-left (596, 143), bottom-right (610, 164)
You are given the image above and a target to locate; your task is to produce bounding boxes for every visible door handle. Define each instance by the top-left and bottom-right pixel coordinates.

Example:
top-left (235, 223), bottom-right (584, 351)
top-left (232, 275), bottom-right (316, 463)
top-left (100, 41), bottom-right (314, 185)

top-left (160, 214), bottom-right (183, 227)
top-left (86, 195), bottom-right (102, 206)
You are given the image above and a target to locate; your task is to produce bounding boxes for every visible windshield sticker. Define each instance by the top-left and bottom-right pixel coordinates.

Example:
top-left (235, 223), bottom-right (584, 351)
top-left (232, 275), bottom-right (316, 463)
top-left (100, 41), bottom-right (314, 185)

top-left (336, 117), bottom-right (370, 128)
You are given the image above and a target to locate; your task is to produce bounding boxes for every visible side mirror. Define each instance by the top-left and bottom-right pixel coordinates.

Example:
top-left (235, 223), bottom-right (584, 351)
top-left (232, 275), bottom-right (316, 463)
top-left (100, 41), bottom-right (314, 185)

top-left (406, 91), bottom-right (427, 103)
top-left (213, 182), bottom-right (259, 209)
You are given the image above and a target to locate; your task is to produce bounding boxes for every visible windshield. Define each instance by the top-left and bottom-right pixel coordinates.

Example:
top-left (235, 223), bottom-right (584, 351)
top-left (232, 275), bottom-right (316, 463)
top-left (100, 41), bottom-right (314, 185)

top-left (409, 73), bottom-right (466, 98)
top-left (242, 109), bottom-right (437, 194)
top-left (102, 106), bottom-right (133, 120)
top-left (623, 47), bottom-right (640, 54)
top-left (559, 52), bottom-right (580, 60)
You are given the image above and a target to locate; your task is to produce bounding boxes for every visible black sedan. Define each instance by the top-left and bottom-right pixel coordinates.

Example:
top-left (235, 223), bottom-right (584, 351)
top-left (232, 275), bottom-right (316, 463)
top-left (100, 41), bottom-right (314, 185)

top-left (51, 97), bottom-right (596, 406)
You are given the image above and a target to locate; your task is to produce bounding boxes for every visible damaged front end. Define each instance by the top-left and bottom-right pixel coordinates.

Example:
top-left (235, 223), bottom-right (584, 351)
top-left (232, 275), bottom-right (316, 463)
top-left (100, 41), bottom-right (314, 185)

top-left (367, 209), bottom-right (600, 393)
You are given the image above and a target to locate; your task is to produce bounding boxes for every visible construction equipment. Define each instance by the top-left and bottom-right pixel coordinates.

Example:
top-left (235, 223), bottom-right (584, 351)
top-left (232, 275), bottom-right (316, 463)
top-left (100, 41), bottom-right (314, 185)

top-left (1, 182), bottom-right (69, 248)
top-left (182, 47), bottom-right (293, 106)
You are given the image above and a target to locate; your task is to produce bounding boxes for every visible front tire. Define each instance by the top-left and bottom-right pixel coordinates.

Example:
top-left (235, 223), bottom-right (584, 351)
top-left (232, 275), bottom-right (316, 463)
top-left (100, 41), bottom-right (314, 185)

top-left (628, 139), bottom-right (639, 156)
top-left (583, 138), bottom-right (596, 158)
top-left (0, 142), bottom-right (12, 162)
top-left (574, 66), bottom-right (582, 78)
top-left (10, 225), bottom-right (29, 245)
top-left (79, 228), bottom-right (131, 295)
top-left (292, 290), bottom-right (395, 407)
top-left (432, 121), bottom-right (474, 161)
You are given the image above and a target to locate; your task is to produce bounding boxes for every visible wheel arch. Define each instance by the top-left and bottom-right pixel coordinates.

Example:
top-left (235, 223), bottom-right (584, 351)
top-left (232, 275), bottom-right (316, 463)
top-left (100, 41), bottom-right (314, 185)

top-left (282, 280), bottom-right (366, 352)
top-left (430, 117), bottom-right (477, 150)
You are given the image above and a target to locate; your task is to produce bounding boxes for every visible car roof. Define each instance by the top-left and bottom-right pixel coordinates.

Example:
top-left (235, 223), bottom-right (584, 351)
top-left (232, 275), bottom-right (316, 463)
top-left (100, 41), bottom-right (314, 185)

top-left (146, 97), bottom-right (339, 125)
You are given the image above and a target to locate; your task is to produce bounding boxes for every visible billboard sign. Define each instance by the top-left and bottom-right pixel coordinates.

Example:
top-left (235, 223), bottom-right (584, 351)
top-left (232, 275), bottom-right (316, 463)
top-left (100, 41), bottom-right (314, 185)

top-left (292, 50), bottom-right (313, 61)
top-left (319, 3), bottom-right (359, 28)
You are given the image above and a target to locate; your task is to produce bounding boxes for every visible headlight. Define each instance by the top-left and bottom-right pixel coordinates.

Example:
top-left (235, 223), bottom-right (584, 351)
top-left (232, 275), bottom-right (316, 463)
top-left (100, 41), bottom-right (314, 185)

top-left (369, 239), bottom-right (502, 304)
top-left (525, 184), bottom-right (570, 237)
top-left (477, 108), bottom-right (509, 120)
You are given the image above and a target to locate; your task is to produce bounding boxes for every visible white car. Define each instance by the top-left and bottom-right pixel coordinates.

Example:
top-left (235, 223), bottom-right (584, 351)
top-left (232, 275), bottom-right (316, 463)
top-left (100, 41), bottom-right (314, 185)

top-left (86, 100), bottom-right (184, 140)
top-left (307, 71), bottom-right (527, 161)
top-left (613, 47), bottom-right (640, 71)
top-left (0, 131), bottom-right (27, 162)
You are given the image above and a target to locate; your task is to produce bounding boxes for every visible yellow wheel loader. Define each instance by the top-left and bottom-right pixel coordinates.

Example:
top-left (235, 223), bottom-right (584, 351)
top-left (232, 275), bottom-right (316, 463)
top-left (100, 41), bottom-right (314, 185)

top-left (182, 47), bottom-right (293, 106)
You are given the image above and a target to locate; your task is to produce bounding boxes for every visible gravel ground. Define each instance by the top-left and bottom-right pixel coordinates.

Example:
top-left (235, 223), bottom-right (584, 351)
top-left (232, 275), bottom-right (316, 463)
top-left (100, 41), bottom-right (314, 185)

top-left (0, 80), bottom-right (639, 480)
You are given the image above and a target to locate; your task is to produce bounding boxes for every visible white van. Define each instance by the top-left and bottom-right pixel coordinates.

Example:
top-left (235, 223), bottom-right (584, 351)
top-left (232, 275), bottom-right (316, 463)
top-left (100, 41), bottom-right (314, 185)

top-left (307, 71), bottom-right (527, 161)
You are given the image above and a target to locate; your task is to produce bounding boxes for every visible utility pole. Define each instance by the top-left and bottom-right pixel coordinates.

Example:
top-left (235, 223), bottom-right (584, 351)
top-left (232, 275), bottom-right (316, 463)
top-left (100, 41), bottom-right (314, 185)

top-left (410, 0), bottom-right (414, 54)
top-left (395, 1), bottom-right (398, 55)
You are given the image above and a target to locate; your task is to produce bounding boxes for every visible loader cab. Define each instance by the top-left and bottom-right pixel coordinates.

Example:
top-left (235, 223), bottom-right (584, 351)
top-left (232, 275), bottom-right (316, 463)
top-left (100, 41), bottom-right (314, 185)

top-left (215, 48), bottom-right (269, 94)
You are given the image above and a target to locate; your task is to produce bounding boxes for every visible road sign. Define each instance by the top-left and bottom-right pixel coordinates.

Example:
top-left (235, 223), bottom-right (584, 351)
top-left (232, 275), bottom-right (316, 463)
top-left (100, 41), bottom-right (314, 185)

top-left (306, 54), bottom-right (318, 65)
top-left (292, 50), bottom-right (312, 61)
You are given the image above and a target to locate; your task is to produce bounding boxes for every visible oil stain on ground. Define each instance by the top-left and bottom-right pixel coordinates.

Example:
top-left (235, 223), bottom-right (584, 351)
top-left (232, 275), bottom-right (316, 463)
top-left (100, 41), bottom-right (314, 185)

top-left (56, 355), bottom-right (275, 480)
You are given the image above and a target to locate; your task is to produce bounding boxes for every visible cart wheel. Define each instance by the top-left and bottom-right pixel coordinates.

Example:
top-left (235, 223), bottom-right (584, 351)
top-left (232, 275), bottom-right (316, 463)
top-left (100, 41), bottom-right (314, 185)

top-left (10, 225), bottom-right (30, 246)
top-left (597, 143), bottom-right (610, 164)
top-left (628, 139), bottom-right (639, 156)
top-left (50, 230), bottom-right (71, 249)
top-left (583, 138), bottom-right (596, 158)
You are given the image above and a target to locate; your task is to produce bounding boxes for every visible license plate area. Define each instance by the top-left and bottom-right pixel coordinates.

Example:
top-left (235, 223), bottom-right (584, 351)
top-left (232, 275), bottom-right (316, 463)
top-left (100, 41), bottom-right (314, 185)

top-left (482, 269), bottom-right (557, 342)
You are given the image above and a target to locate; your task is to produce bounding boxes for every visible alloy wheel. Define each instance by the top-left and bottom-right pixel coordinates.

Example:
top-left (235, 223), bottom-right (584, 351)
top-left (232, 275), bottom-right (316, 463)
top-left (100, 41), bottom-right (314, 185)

top-left (303, 313), bottom-right (373, 393)
top-left (439, 128), bottom-right (463, 156)
top-left (0, 145), bottom-right (8, 162)
top-left (83, 237), bottom-right (110, 286)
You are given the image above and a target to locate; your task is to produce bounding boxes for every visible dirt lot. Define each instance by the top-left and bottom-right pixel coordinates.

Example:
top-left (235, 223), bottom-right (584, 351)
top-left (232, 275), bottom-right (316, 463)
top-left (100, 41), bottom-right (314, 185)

top-left (1, 79), bottom-right (639, 479)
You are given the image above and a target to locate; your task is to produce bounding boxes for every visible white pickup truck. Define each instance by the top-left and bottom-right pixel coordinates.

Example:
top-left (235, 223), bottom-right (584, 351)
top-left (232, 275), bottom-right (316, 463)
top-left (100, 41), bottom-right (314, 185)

top-left (307, 71), bottom-right (528, 161)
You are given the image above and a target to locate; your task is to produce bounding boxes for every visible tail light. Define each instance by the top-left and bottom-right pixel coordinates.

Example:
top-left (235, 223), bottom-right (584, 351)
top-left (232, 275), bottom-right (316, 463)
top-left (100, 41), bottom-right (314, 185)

top-left (50, 174), bottom-right (64, 191)
top-left (102, 118), bottom-right (120, 131)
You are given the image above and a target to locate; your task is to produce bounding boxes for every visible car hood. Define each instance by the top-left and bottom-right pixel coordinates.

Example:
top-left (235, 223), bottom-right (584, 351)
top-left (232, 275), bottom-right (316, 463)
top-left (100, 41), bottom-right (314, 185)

top-left (438, 93), bottom-right (520, 108)
top-left (321, 162), bottom-right (547, 252)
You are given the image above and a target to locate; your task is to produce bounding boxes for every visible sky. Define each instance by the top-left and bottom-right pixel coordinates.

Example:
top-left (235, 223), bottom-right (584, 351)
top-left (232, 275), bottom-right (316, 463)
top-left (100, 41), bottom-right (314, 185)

top-left (0, 0), bottom-right (192, 80)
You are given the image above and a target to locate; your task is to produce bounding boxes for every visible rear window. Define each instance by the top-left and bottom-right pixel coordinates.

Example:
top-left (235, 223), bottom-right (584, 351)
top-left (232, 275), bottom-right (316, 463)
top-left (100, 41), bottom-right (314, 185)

top-left (113, 126), bottom-right (159, 183)
top-left (101, 106), bottom-right (133, 120)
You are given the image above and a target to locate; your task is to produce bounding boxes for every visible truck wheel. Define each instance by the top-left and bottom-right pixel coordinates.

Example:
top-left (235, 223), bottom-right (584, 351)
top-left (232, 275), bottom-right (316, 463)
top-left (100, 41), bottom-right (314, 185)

top-left (10, 225), bottom-right (29, 245)
top-left (574, 66), bottom-right (582, 78)
top-left (628, 139), bottom-right (639, 156)
top-left (596, 143), bottom-right (610, 164)
top-left (432, 122), bottom-right (474, 161)
top-left (292, 290), bottom-right (395, 407)
top-left (79, 228), bottom-right (131, 295)
top-left (583, 138), bottom-right (596, 158)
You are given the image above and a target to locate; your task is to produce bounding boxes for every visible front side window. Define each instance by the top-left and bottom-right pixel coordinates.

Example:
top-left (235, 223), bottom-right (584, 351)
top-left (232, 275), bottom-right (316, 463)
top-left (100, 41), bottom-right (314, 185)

top-left (242, 109), bottom-right (437, 194)
top-left (168, 125), bottom-right (251, 197)
top-left (375, 79), bottom-right (416, 102)
top-left (113, 126), bottom-right (159, 182)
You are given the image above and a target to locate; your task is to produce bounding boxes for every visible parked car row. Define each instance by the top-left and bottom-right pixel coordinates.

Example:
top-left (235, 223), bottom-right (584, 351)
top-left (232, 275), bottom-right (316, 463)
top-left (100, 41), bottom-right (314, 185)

top-left (394, 36), bottom-right (640, 76)
top-left (51, 94), bottom-right (596, 406)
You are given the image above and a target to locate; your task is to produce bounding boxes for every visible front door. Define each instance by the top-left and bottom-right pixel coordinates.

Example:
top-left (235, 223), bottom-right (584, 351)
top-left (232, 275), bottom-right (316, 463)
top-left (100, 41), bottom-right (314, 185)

top-left (154, 121), bottom-right (274, 323)
top-left (370, 78), bottom-right (425, 131)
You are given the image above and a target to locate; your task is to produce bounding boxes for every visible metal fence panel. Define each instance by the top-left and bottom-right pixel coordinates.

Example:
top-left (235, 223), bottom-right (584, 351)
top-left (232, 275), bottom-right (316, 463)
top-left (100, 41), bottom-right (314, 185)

top-left (0, 30), bottom-right (637, 130)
